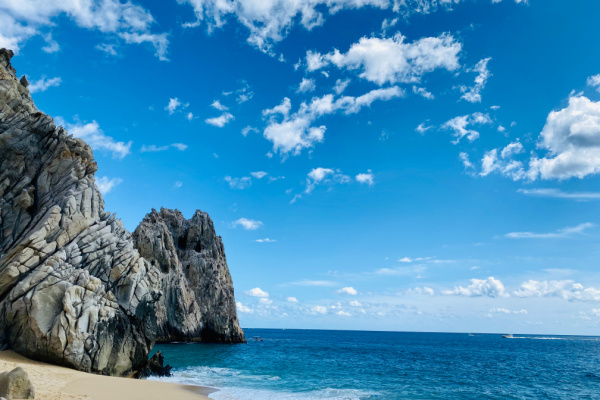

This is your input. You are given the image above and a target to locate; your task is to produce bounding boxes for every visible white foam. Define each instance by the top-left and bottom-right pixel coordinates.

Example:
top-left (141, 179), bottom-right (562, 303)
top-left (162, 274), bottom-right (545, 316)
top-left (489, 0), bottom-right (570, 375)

top-left (209, 387), bottom-right (378, 400)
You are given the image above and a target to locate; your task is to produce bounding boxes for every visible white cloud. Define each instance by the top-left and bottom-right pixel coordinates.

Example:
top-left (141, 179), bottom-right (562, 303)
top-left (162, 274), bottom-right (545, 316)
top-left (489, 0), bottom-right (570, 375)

top-left (211, 100), bottom-right (229, 111)
top-left (0, 0), bottom-right (168, 58)
top-left (409, 286), bottom-right (435, 295)
top-left (28, 76), bottom-right (61, 93)
top-left (263, 88), bottom-right (402, 155)
top-left (305, 167), bottom-right (351, 194)
top-left (309, 305), bottom-right (328, 315)
top-left (95, 43), bottom-right (117, 55)
top-left (442, 277), bottom-right (508, 298)
top-left (518, 188), bottom-right (600, 200)
top-left (412, 86), bottom-right (434, 99)
top-left (233, 217), bottom-right (263, 230)
top-left (442, 112), bottom-right (492, 144)
top-left (479, 141), bottom-right (526, 180)
top-left (286, 297), bottom-right (299, 303)
top-left (242, 126), bottom-right (259, 136)
top-left (459, 152), bottom-right (475, 172)
top-left (334, 78), bottom-right (350, 94)
top-left (587, 74), bottom-right (600, 93)
top-left (398, 257), bottom-right (412, 263)
top-left (528, 95), bottom-right (600, 180)
top-left (459, 57), bottom-right (491, 103)
top-left (489, 308), bottom-right (528, 315)
top-left (206, 112), bottom-right (234, 127)
top-left (306, 32), bottom-right (461, 85)
top-left (336, 287), bottom-right (358, 295)
top-left (141, 143), bottom-right (188, 152)
top-left (256, 238), bottom-right (276, 243)
top-left (505, 222), bottom-right (594, 239)
top-left (225, 176), bottom-right (252, 189)
top-left (244, 287), bottom-right (270, 298)
top-left (236, 302), bottom-right (254, 313)
top-left (297, 77), bottom-right (316, 93)
top-left (349, 300), bottom-right (362, 307)
top-left (415, 122), bottom-right (433, 134)
top-left (173, 181), bottom-right (183, 189)
top-left (336, 310), bottom-right (352, 317)
top-left (356, 170), bottom-right (374, 185)
top-left (165, 98), bottom-right (188, 115)
top-left (96, 176), bottom-right (122, 195)
top-left (251, 171), bottom-right (268, 179)
top-left (58, 119), bottom-right (131, 159)
top-left (513, 280), bottom-right (600, 302)
top-left (178, 0), bottom-right (387, 54)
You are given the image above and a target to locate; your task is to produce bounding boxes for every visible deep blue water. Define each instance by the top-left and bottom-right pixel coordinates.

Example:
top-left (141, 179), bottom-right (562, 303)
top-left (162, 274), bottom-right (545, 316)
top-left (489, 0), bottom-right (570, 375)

top-left (149, 329), bottom-right (600, 399)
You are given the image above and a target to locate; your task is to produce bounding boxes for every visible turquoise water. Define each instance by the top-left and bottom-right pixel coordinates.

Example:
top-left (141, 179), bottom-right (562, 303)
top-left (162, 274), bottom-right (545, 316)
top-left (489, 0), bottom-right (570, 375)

top-left (149, 329), bottom-right (600, 399)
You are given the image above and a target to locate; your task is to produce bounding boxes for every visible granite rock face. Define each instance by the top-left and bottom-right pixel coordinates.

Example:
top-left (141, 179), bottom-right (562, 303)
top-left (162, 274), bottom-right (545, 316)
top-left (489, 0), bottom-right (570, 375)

top-left (133, 208), bottom-right (245, 343)
top-left (0, 49), bottom-right (244, 376)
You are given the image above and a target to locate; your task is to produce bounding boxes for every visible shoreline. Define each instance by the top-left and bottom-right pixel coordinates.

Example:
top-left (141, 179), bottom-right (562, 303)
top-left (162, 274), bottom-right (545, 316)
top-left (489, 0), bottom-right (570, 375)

top-left (0, 350), bottom-right (213, 400)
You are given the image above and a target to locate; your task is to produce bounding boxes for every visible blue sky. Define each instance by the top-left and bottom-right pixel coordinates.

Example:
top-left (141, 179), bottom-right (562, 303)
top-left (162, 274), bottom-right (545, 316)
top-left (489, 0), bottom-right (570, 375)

top-left (4, 0), bottom-right (600, 335)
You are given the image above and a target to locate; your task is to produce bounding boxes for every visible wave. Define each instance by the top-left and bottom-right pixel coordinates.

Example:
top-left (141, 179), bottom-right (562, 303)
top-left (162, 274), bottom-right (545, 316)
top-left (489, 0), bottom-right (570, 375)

top-left (508, 336), bottom-right (600, 341)
top-left (209, 387), bottom-right (379, 400)
top-left (149, 366), bottom-right (379, 400)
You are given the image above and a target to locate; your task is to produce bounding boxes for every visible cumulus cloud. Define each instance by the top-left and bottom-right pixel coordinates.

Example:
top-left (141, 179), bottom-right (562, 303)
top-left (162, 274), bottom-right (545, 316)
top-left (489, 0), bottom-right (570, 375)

top-left (141, 143), bottom-right (187, 152)
top-left (206, 112), bottom-right (234, 127)
top-left (58, 119), bottom-right (132, 159)
top-left (513, 280), bottom-right (600, 302)
top-left (479, 141), bottom-right (526, 180)
top-left (309, 305), bottom-right (328, 315)
top-left (236, 302), bottom-right (253, 313)
top-left (242, 126), bottom-right (259, 136)
top-left (263, 88), bottom-right (403, 155)
top-left (95, 176), bottom-right (123, 195)
top-left (244, 287), bottom-right (269, 298)
top-left (287, 297), bottom-right (299, 303)
top-left (409, 286), bottom-right (435, 295)
top-left (334, 78), bottom-right (351, 94)
top-left (336, 287), bottom-right (358, 295)
top-left (233, 218), bottom-right (263, 230)
top-left (415, 122), bottom-right (433, 134)
top-left (165, 98), bottom-right (188, 114)
top-left (250, 171), bottom-right (268, 179)
top-left (211, 100), bottom-right (229, 111)
top-left (442, 112), bottom-right (492, 144)
top-left (356, 170), bottom-right (374, 185)
top-left (459, 57), bottom-right (491, 103)
top-left (178, 0), bottom-right (387, 54)
top-left (349, 300), bottom-right (362, 307)
top-left (505, 222), bottom-right (594, 239)
top-left (442, 277), bottom-right (508, 298)
top-left (528, 95), bottom-right (600, 180)
top-left (518, 188), bottom-right (600, 200)
top-left (297, 77), bottom-right (316, 93)
top-left (28, 76), bottom-right (62, 93)
top-left (412, 86), bottom-right (434, 99)
top-left (587, 74), bottom-right (600, 92)
top-left (305, 32), bottom-right (461, 85)
top-left (225, 176), bottom-right (252, 189)
top-left (305, 167), bottom-right (351, 194)
top-left (0, 0), bottom-right (168, 58)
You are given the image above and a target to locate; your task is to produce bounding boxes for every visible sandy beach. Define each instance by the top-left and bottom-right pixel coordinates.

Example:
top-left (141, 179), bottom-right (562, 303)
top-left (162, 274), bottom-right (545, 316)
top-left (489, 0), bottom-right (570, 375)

top-left (0, 351), bottom-right (212, 400)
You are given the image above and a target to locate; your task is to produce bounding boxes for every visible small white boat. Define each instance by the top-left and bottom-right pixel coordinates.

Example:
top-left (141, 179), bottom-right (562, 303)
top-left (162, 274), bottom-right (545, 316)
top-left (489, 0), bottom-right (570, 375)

top-left (501, 334), bottom-right (514, 338)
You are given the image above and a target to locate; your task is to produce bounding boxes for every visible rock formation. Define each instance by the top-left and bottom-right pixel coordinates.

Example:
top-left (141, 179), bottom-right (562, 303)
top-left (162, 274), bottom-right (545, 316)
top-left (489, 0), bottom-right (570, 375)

top-left (0, 49), bottom-right (244, 377)
top-left (0, 367), bottom-right (35, 399)
top-left (134, 208), bottom-right (245, 343)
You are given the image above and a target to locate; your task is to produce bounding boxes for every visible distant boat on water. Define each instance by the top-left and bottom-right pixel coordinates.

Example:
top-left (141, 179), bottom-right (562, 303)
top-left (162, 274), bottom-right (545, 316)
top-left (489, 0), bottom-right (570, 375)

top-left (502, 334), bottom-right (514, 338)
top-left (253, 336), bottom-right (264, 342)
top-left (468, 333), bottom-right (474, 337)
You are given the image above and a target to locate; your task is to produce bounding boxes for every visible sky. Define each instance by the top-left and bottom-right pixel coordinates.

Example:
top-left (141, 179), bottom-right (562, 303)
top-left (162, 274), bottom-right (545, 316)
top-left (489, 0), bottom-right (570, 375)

top-left (3, 0), bottom-right (600, 335)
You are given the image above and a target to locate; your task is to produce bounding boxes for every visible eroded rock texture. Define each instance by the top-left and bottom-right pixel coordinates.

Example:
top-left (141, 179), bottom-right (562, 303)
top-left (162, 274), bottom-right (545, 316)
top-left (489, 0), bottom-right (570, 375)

top-left (0, 49), bottom-right (244, 376)
top-left (134, 208), bottom-right (245, 343)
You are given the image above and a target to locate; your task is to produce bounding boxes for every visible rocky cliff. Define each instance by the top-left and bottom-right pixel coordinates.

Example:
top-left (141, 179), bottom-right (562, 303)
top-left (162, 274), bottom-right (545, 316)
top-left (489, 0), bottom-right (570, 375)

top-left (0, 49), bottom-right (244, 376)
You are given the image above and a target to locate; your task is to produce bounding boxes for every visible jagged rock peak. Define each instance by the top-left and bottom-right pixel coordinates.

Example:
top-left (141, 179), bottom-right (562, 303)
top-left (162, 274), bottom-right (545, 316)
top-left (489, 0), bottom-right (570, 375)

top-left (0, 49), bottom-right (244, 376)
top-left (134, 208), bottom-right (245, 343)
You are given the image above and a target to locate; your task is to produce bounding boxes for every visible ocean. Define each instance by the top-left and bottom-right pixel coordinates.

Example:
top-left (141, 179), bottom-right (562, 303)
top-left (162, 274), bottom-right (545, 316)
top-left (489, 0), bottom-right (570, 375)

top-left (149, 329), bottom-right (600, 399)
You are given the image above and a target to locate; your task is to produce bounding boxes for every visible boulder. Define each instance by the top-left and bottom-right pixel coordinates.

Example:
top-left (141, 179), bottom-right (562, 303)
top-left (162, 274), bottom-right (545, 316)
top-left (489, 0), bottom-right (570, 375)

top-left (0, 367), bottom-right (34, 399)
